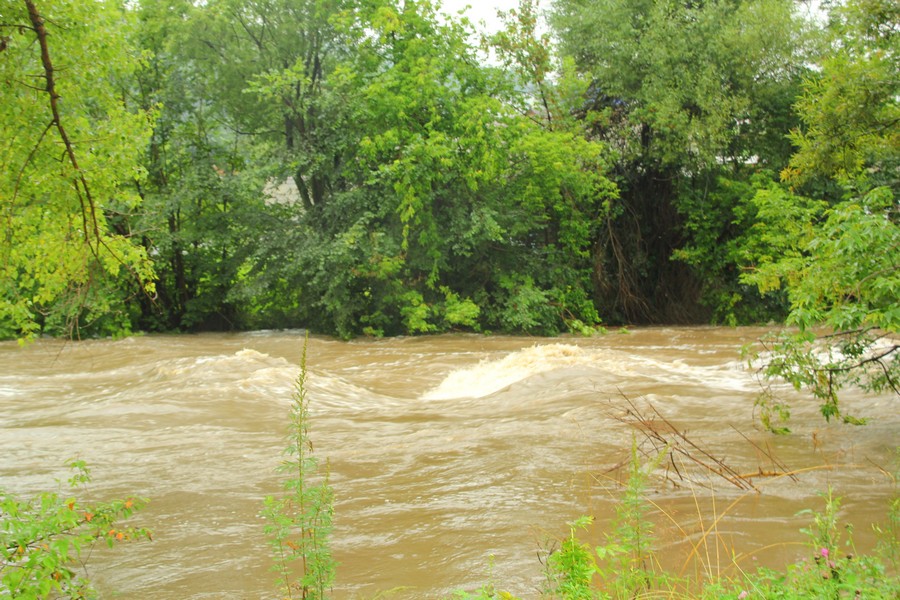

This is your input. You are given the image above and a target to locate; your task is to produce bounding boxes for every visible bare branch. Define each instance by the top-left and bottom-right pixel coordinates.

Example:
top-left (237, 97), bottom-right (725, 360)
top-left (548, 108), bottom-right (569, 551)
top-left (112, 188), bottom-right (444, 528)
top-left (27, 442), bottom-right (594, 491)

top-left (819, 344), bottom-right (899, 375)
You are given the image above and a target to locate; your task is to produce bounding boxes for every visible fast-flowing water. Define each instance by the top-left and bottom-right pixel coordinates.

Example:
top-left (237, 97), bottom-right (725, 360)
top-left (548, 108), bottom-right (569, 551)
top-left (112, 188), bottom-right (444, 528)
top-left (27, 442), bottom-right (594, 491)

top-left (0, 328), bottom-right (896, 598)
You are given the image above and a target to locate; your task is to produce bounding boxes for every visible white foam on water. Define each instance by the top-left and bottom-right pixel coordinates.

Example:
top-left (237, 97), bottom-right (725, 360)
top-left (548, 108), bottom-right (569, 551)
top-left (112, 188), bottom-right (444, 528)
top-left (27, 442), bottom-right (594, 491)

top-left (624, 354), bottom-right (760, 392)
top-left (422, 343), bottom-right (595, 400)
top-left (422, 342), bottom-right (763, 401)
top-left (234, 348), bottom-right (274, 361)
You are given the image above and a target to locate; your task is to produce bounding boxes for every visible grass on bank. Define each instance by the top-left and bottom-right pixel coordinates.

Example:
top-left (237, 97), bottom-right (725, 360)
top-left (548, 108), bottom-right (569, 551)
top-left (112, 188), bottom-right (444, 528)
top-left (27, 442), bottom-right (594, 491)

top-left (453, 448), bottom-right (899, 600)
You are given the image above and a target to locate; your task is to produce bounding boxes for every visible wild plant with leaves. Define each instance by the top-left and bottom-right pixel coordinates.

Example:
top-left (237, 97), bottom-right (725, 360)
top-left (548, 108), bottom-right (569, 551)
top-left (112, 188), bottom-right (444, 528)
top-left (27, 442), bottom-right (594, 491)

top-left (739, 0), bottom-right (899, 431)
top-left (262, 339), bottom-right (335, 600)
top-left (744, 490), bottom-right (900, 599)
top-left (0, 460), bottom-right (149, 599)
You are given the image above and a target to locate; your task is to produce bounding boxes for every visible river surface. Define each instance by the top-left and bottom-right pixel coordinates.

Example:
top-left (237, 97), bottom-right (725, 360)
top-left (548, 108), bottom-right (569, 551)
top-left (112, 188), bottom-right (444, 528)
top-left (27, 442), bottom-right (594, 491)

top-left (0, 328), bottom-right (896, 598)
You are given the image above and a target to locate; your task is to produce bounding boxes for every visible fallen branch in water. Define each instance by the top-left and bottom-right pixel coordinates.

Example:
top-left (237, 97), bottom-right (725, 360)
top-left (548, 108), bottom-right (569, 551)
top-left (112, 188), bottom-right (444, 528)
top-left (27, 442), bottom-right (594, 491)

top-left (606, 393), bottom-right (796, 493)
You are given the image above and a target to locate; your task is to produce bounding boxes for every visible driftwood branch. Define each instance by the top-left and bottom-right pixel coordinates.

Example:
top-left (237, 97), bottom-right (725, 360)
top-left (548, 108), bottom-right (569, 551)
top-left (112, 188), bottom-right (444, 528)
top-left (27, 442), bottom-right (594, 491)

top-left (608, 393), bottom-right (798, 492)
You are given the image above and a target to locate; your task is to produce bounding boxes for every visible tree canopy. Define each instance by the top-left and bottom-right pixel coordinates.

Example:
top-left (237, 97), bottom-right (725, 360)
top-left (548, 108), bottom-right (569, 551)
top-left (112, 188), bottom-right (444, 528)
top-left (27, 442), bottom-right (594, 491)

top-left (1, 0), bottom-right (154, 339)
top-left (739, 0), bottom-right (899, 430)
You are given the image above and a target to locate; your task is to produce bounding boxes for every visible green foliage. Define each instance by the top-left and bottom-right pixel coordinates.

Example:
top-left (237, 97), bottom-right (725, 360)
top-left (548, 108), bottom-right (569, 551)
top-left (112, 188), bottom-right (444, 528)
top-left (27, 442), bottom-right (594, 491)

top-left (126, 0), bottom-right (276, 332)
top-left (0, 461), bottom-right (149, 599)
top-left (673, 173), bottom-right (794, 325)
top-left (461, 452), bottom-right (899, 600)
top-left (262, 337), bottom-right (335, 599)
top-left (592, 442), bottom-right (671, 598)
top-left (5, 0), bottom-right (892, 340)
top-left (537, 445), bottom-right (671, 599)
top-left (553, 0), bottom-right (806, 169)
top-left (738, 0), bottom-right (899, 429)
top-left (783, 0), bottom-right (899, 189)
top-left (114, 0), bottom-right (616, 338)
top-left (0, 0), bottom-right (155, 340)
top-left (545, 517), bottom-right (601, 600)
top-left (550, 0), bottom-right (809, 323)
top-left (485, 3), bottom-right (615, 333)
top-left (489, 275), bottom-right (556, 335)
top-left (221, 0), bottom-right (616, 338)
top-left (735, 490), bottom-right (900, 599)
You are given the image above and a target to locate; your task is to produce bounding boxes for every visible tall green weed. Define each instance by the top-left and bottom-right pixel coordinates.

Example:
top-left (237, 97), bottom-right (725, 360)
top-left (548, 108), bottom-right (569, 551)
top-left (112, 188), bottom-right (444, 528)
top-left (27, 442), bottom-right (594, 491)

top-left (262, 336), bottom-right (335, 599)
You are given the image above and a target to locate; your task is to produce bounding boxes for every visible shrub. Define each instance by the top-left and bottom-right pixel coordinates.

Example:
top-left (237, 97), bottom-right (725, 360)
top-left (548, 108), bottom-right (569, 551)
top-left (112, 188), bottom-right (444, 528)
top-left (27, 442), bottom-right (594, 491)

top-left (0, 461), bottom-right (149, 599)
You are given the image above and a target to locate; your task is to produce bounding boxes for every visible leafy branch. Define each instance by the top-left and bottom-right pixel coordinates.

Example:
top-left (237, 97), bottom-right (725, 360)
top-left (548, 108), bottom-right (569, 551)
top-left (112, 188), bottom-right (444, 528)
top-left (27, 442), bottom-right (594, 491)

top-left (24, 0), bottom-right (101, 256)
top-left (0, 461), bottom-right (149, 599)
top-left (747, 326), bottom-right (899, 432)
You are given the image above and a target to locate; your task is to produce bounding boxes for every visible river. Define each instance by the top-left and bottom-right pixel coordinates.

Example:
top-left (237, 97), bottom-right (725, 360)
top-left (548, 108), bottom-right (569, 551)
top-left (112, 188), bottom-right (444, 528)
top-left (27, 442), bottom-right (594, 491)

top-left (0, 328), bottom-right (896, 598)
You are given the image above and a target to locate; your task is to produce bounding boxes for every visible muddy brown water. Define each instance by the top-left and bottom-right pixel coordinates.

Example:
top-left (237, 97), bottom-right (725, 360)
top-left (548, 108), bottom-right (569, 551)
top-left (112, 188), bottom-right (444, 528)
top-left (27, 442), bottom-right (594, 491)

top-left (0, 328), bottom-right (896, 598)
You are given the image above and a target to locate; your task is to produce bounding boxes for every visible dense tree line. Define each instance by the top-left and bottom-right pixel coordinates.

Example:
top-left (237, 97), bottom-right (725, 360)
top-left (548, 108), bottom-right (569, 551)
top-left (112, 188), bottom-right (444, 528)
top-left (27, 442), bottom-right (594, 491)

top-left (1, 0), bottom-right (897, 349)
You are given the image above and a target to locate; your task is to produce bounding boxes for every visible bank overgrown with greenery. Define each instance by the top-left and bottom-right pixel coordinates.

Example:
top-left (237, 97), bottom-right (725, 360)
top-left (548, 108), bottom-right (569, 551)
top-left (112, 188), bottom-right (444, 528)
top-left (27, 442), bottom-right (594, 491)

top-left (2, 0), bottom-right (897, 342)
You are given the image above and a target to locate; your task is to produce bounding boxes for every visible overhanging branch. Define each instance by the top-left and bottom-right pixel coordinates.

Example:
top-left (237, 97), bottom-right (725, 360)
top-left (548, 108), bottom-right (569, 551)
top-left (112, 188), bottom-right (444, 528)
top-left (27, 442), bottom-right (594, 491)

top-left (25, 0), bottom-right (101, 256)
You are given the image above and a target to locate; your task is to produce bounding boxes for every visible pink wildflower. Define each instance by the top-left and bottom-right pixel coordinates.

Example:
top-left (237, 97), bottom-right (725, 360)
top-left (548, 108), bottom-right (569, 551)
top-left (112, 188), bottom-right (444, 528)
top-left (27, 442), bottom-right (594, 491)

top-left (738, 592), bottom-right (749, 599)
top-left (820, 547), bottom-right (829, 558)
